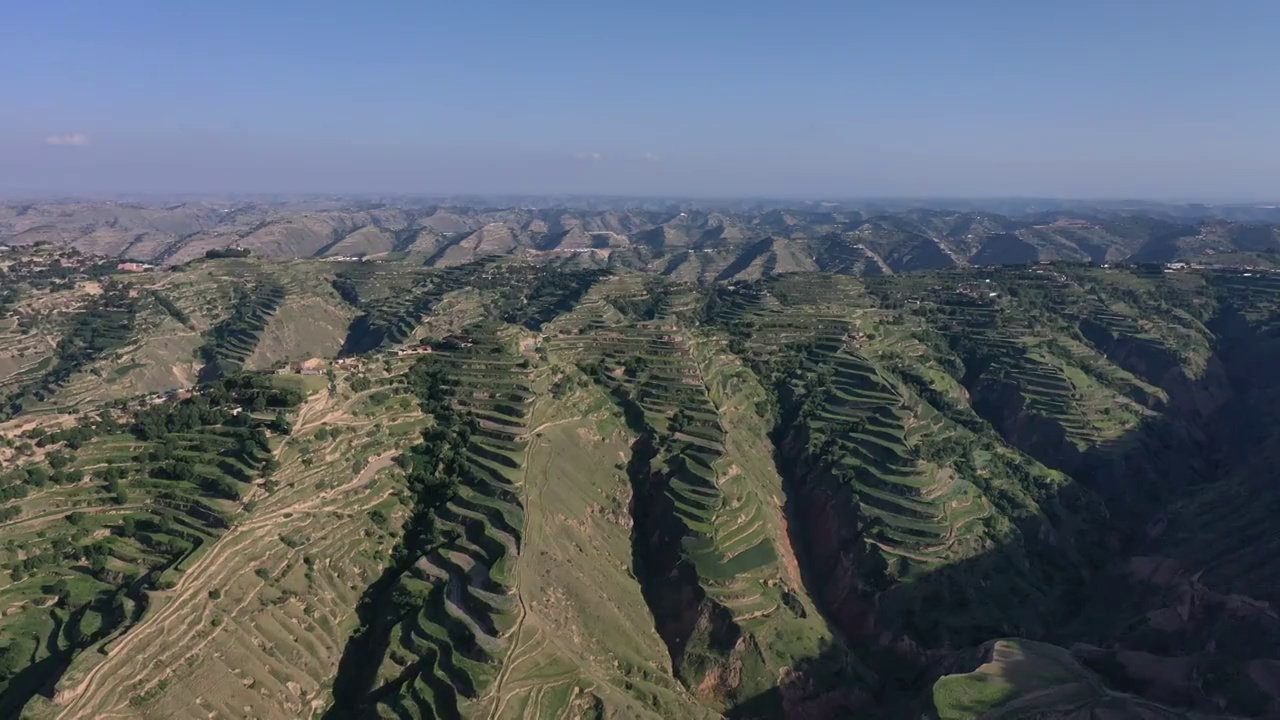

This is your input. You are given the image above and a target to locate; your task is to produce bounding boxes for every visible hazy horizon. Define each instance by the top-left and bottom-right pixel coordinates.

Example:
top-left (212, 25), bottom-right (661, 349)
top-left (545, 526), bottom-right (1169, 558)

top-left (4, 1), bottom-right (1279, 199)
top-left (1, 191), bottom-right (1276, 208)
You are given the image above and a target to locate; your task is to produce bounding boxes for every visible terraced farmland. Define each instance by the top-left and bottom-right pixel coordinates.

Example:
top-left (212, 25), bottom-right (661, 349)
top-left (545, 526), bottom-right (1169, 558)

top-left (699, 274), bottom-right (1103, 656)
top-left (1146, 271), bottom-right (1280, 604)
top-left (46, 365), bottom-right (429, 719)
top-left (0, 315), bottom-right (58, 414)
top-left (243, 274), bottom-right (356, 371)
top-left (540, 277), bottom-right (832, 709)
top-left (329, 323), bottom-right (538, 719)
top-left (0, 248), bottom-right (1279, 719)
top-left (0, 374), bottom-right (302, 716)
top-left (476, 386), bottom-right (718, 720)
top-left (197, 280), bottom-right (288, 381)
top-left (47, 291), bottom-right (200, 407)
top-left (336, 262), bottom-right (490, 355)
top-left (2, 286), bottom-right (140, 419)
top-left (857, 271), bottom-right (1169, 475)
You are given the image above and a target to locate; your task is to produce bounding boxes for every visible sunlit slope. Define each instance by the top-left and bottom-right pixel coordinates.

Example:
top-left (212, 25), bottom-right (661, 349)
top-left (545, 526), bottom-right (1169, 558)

top-left (0, 257), bottom-right (1278, 718)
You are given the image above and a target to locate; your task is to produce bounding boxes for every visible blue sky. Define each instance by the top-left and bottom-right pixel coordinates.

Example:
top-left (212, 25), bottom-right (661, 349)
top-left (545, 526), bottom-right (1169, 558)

top-left (2, 0), bottom-right (1278, 198)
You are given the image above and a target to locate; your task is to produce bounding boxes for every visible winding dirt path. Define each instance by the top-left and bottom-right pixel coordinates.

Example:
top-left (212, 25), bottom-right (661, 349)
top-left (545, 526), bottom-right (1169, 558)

top-left (53, 431), bottom-right (401, 719)
top-left (484, 417), bottom-right (548, 720)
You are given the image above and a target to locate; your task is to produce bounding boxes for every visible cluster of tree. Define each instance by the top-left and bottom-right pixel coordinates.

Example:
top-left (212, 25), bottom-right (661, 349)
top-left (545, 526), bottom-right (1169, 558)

top-left (390, 359), bottom-right (478, 574)
top-left (150, 457), bottom-right (242, 500)
top-left (0, 253), bottom-right (120, 292)
top-left (1, 459), bottom-right (91, 502)
top-left (25, 419), bottom-right (116, 450)
top-left (3, 288), bottom-right (139, 418)
top-left (203, 247), bottom-right (251, 259)
top-left (128, 375), bottom-right (294, 500)
top-left (150, 290), bottom-right (194, 329)
top-left (609, 294), bottom-right (659, 321)
top-left (331, 273), bottom-right (361, 306)
top-left (132, 373), bottom-right (301, 441)
top-left (0, 271), bottom-right (19, 314)
top-left (885, 361), bottom-right (986, 433)
top-left (622, 354), bottom-right (651, 380)
top-left (0, 474), bottom-right (31, 503)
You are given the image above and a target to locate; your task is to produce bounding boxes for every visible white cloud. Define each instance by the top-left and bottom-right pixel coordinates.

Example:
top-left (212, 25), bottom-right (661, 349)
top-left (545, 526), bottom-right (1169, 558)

top-left (573, 151), bottom-right (604, 161)
top-left (45, 133), bottom-right (91, 146)
top-left (643, 152), bottom-right (661, 161)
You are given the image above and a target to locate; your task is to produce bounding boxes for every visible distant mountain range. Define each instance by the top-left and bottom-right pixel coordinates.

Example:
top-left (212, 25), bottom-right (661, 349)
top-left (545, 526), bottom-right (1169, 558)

top-left (4, 199), bottom-right (1280, 276)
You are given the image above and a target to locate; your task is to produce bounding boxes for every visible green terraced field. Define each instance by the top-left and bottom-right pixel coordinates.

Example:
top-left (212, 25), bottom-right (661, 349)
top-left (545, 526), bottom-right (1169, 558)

top-left (0, 246), bottom-right (1277, 720)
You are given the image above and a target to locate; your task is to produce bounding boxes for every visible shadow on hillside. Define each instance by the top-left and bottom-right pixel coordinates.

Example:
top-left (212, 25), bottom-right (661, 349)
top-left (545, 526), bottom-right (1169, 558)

top-left (324, 560), bottom-right (414, 718)
top-left (732, 310), bottom-right (1280, 718)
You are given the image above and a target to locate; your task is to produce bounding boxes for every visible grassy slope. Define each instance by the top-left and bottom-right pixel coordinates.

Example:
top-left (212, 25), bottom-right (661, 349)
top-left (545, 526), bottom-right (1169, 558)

top-left (243, 288), bottom-right (354, 371)
top-left (42, 367), bottom-right (425, 719)
top-left (929, 640), bottom-right (1207, 720)
top-left (476, 379), bottom-right (715, 719)
top-left (2, 259), bottom-right (1279, 718)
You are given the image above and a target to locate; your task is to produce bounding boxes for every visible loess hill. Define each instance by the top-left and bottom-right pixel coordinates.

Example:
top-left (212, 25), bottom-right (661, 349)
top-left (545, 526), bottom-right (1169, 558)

top-left (7, 199), bottom-right (1280, 274)
top-left (0, 235), bottom-right (1278, 719)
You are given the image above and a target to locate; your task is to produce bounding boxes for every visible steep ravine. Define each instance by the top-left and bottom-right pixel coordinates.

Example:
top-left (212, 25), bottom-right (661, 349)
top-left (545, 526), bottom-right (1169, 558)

top-left (593, 374), bottom-right (762, 709)
top-left (766, 313), bottom-right (1280, 717)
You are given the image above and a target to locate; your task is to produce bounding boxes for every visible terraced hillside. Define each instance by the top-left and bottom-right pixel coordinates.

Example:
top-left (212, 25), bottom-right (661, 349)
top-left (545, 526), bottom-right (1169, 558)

top-left (699, 276), bottom-right (1094, 666)
top-left (196, 280), bottom-right (288, 381)
top-left (0, 375), bottom-right (302, 717)
top-left (693, 267), bottom-right (1280, 716)
top-left (2, 286), bottom-right (140, 419)
top-left (0, 250), bottom-right (365, 413)
top-left (328, 322), bottom-right (539, 719)
top-left (572, 314), bottom-right (830, 708)
top-left (2, 252), bottom-right (1280, 719)
top-left (48, 364), bottom-right (429, 720)
top-left (1147, 271), bottom-right (1280, 598)
top-left (868, 272), bottom-right (1157, 472)
top-left (335, 261), bottom-right (606, 357)
top-left (334, 263), bottom-right (483, 356)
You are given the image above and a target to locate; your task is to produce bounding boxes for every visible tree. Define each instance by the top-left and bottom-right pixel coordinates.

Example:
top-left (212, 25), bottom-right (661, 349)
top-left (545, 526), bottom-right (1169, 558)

top-left (0, 638), bottom-right (33, 678)
top-left (167, 459), bottom-right (197, 484)
top-left (52, 469), bottom-right (84, 485)
top-left (107, 477), bottom-right (129, 505)
top-left (269, 410), bottom-right (292, 434)
top-left (202, 475), bottom-right (241, 500)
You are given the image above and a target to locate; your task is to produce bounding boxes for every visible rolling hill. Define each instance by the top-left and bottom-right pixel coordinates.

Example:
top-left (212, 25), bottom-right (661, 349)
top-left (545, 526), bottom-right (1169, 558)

top-left (7, 201), bottom-right (1280, 278)
top-left (0, 239), bottom-right (1278, 718)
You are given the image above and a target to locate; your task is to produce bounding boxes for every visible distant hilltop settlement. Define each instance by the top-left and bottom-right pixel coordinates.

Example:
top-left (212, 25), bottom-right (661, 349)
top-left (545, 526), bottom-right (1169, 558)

top-left (115, 262), bottom-right (155, 273)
